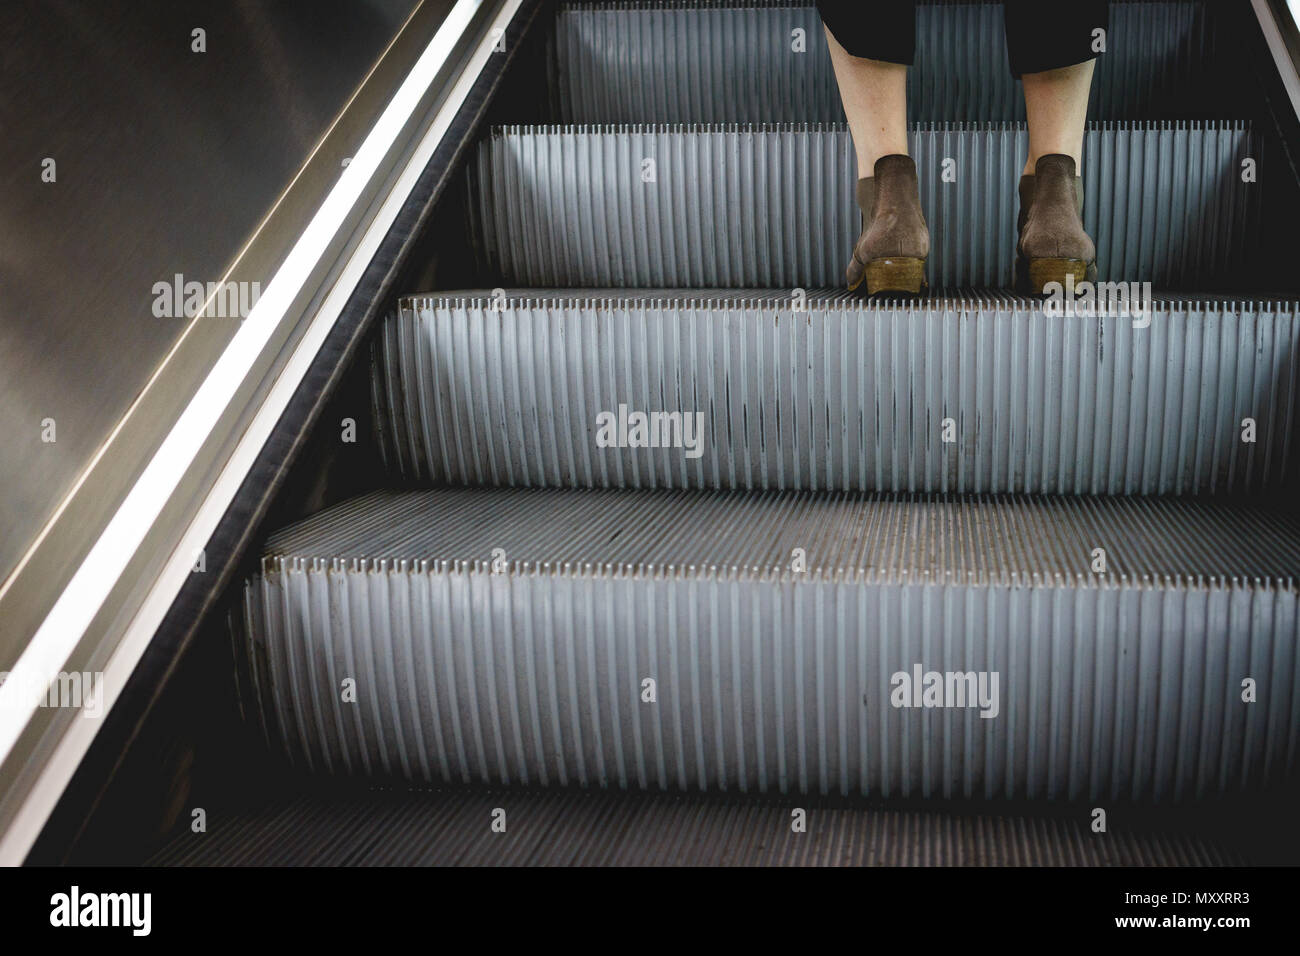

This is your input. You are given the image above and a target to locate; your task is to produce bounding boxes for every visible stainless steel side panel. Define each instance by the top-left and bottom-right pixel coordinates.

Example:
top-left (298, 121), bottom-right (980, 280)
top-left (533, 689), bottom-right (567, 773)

top-left (0, 0), bottom-right (526, 864)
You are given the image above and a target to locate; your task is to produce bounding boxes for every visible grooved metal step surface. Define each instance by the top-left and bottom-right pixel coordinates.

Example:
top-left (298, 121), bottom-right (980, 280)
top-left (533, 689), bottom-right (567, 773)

top-left (552, 1), bottom-right (1228, 124)
top-left (235, 488), bottom-right (1300, 803)
top-left (146, 786), bottom-right (1253, 866)
top-left (374, 291), bottom-right (1300, 495)
top-left (470, 123), bottom-right (1258, 289)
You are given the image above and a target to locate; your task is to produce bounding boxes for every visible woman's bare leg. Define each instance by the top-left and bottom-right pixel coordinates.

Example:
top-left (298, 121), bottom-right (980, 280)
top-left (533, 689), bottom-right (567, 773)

top-left (824, 25), bottom-right (909, 177)
top-left (1021, 60), bottom-right (1095, 176)
top-left (1017, 60), bottom-right (1098, 291)
top-left (821, 16), bottom-right (927, 293)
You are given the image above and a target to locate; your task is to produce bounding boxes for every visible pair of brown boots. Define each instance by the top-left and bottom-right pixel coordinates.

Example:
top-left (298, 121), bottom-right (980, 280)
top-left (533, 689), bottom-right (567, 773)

top-left (845, 153), bottom-right (1096, 295)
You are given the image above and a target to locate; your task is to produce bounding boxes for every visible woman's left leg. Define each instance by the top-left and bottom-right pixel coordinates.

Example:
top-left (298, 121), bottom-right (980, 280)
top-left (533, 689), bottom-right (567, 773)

top-left (1022, 61), bottom-right (1095, 178)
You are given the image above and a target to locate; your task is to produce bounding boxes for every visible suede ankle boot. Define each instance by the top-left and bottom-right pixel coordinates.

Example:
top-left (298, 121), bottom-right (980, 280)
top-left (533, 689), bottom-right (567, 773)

top-left (1016, 154), bottom-right (1096, 294)
top-left (846, 154), bottom-right (930, 295)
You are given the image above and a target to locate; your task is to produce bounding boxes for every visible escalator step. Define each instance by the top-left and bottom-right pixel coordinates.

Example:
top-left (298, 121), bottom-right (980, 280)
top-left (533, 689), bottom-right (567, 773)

top-left (146, 786), bottom-right (1252, 866)
top-left (234, 487), bottom-right (1300, 802)
top-left (470, 122), bottom-right (1259, 288)
top-left (374, 291), bottom-right (1300, 495)
top-left (552, 1), bottom-right (1230, 124)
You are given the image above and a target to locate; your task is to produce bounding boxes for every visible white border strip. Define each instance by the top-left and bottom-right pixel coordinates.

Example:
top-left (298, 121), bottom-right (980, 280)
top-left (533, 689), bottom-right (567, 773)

top-left (0, 0), bottom-right (522, 864)
top-left (1255, 0), bottom-right (1300, 121)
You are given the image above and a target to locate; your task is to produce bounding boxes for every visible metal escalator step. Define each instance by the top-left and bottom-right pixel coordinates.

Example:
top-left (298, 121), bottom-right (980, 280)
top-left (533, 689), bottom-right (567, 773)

top-left (235, 487), bottom-right (1300, 802)
top-left (552, 1), bottom-right (1228, 124)
top-left (374, 291), bottom-right (1300, 495)
top-left (470, 122), bottom-right (1259, 289)
top-left (146, 786), bottom-right (1252, 866)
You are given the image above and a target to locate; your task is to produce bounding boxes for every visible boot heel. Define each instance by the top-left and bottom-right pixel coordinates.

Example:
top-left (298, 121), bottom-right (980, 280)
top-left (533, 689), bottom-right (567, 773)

top-left (864, 257), bottom-right (926, 295)
top-left (1027, 257), bottom-right (1088, 293)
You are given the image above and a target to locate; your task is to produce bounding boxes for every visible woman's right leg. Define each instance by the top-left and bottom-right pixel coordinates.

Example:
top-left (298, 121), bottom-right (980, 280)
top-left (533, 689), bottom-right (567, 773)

top-left (817, 1), bottom-right (929, 294)
top-left (1005, 0), bottom-right (1109, 292)
top-left (823, 28), bottom-right (909, 178)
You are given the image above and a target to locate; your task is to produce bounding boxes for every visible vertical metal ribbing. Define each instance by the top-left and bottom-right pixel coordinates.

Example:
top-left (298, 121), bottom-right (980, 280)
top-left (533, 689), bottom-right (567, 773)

top-left (551, 2), bottom-right (1228, 124)
top-left (374, 295), bottom-right (1300, 495)
top-left (231, 489), bottom-right (1300, 802)
top-left (147, 784), bottom-right (1247, 866)
top-left (1094, 118), bottom-right (1251, 289)
top-left (237, 559), bottom-right (1300, 802)
top-left (471, 123), bottom-right (1257, 289)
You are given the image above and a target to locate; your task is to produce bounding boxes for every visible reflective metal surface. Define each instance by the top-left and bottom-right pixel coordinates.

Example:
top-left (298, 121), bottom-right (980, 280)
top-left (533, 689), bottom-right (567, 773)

top-left (0, 0), bottom-right (419, 599)
top-left (0, 0), bottom-right (527, 865)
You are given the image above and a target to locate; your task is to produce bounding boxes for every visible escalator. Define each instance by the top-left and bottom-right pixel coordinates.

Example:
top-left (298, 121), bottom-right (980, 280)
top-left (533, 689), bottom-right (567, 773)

top-left (18, 0), bottom-right (1300, 867)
